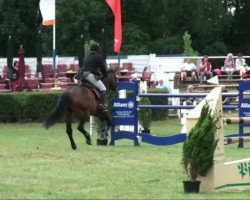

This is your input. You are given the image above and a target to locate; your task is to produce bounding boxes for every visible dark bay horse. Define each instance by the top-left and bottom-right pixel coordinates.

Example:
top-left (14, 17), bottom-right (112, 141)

top-left (44, 69), bottom-right (117, 150)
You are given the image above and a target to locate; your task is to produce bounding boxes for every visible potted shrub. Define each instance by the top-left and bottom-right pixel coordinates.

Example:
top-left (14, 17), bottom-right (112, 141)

top-left (182, 103), bottom-right (218, 193)
top-left (138, 97), bottom-right (152, 134)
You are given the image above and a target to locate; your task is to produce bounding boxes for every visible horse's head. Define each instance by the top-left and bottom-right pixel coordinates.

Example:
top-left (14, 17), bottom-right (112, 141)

top-left (102, 69), bottom-right (118, 92)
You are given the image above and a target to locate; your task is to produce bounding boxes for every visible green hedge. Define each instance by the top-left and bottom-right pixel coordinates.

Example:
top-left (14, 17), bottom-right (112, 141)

top-left (147, 88), bottom-right (168, 120)
top-left (0, 92), bottom-right (61, 123)
top-left (0, 88), bottom-right (168, 123)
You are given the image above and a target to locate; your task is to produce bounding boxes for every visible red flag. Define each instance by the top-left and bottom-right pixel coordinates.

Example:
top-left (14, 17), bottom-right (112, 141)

top-left (106, 0), bottom-right (122, 53)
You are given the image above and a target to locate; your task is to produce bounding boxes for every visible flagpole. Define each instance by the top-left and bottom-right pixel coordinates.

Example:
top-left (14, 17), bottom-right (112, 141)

top-left (52, 22), bottom-right (56, 74)
top-left (52, 0), bottom-right (56, 74)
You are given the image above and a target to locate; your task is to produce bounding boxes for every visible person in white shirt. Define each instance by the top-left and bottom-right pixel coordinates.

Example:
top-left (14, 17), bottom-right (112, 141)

top-left (181, 58), bottom-right (197, 81)
top-left (156, 79), bottom-right (170, 90)
top-left (235, 53), bottom-right (250, 79)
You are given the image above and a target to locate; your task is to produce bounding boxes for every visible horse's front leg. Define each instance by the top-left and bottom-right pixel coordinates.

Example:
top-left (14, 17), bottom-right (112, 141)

top-left (66, 112), bottom-right (77, 150)
top-left (102, 112), bottom-right (111, 134)
top-left (77, 120), bottom-right (91, 145)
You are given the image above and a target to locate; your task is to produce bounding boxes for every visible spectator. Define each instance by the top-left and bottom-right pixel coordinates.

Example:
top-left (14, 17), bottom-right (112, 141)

top-left (156, 79), bottom-right (170, 90)
top-left (235, 53), bottom-right (250, 79)
top-left (221, 53), bottom-right (236, 79)
top-left (199, 55), bottom-right (213, 82)
top-left (181, 58), bottom-right (197, 81)
top-left (221, 85), bottom-right (233, 113)
top-left (181, 85), bottom-right (196, 105)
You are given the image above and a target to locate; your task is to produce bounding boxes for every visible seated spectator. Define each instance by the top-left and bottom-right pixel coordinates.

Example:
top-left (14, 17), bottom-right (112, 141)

top-left (221, 53), bottom-right (236, 79)
top-left (221, 85), bottom-right (234, 113)
top-left (156, 79), bottom-right (170, 90)
top-left (181, 85), bottom-right (196, 105)
top-left (181, 58), bottom-right (197, 81)
top-left (199, 55), bottom-right (213, 82)
top-left (235, 53), bottom-right (250, 79)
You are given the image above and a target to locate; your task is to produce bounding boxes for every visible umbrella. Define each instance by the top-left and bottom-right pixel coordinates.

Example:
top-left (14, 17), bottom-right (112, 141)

top-left (78, 35), bottom-right (85, 68)
top-left (16, 45), bottom-right (25, 91)
top-left (7, 36), bottom-right (13, 80)
top-left (18, 45), bottom-right (25, 78)
top-left (36, 29), bottom-right (43, 73)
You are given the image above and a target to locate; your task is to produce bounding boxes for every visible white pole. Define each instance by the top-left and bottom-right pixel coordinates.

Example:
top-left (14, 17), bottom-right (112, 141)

top-left (89, 116), bottom-right (95, 136)
top-left (52, 1), bottom-right (56, 74)
top-left (181, 101), bottom-right (187, 134)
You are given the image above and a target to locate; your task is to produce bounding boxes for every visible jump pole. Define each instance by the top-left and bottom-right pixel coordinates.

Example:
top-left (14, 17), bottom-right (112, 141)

top-left (223, 117), bottom-right (250, 124)
top-left (186, 86), bottom-right (250, 192)
top-left (224, 136), bottom-right (250, 144)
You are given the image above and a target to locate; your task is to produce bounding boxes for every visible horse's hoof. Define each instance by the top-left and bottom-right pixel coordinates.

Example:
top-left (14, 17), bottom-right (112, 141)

top-left (71, 144), bottom-right (77, 150)
top-left (97, 139), bottom-right (108, 146)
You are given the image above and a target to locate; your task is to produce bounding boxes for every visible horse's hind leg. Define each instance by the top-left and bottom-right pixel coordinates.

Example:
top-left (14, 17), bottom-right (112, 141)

top-left (66, 112), bottom-right (77, 150)
top-left (77, 120), bottom-right (91, 145)
top-left (100, 112), bottom-right (111, 135)
top-left (96, 118), bottom-right (109, 146)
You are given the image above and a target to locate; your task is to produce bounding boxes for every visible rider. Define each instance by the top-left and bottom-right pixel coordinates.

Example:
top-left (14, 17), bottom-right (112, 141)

top-left (82, 43), bottom-right (108, 111)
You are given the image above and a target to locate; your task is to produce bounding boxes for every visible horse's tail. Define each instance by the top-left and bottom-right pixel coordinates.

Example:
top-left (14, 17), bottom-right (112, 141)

top-left (44, 92), bottom-right (70, 129)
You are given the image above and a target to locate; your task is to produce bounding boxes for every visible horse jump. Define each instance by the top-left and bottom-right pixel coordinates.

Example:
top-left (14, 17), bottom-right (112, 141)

top-left (186, 86), bottom-right (250, 192)
top-left (110, 81), bottom-right (238, 146)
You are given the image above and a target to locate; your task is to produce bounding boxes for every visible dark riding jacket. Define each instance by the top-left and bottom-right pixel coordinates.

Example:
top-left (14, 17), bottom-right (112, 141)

top-left (82, 51), bottom-right (107, 77)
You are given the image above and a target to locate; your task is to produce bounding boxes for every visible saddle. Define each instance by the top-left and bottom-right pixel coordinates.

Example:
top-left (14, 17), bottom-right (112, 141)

top-left (80, 79), bottom-right (101, 99)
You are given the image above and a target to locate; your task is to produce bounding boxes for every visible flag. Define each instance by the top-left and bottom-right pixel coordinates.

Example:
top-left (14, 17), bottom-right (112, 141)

top-left (39, 0), bottom-right (55, 26)
top-left (106, 0), bottom-right (122, 53)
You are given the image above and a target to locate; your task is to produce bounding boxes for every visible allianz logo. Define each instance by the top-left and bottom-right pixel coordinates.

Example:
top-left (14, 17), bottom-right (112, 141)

top-left (113, 101), bottom-right (134, 108)
top-left (241, 103), bottom-right (250, 108)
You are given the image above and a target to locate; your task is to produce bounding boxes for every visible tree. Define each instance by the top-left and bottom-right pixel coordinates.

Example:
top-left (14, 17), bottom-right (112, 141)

top-left (191, 0), bottom-right (232, 55)
top-left (54, 0), bottom-right (111, 56)
top-left (182, 103), bottom-right (217, 182)
top-left (121, 23), bottom-right (150, 54)
top-left (183, 31), bottom-right (197, 56)
top-left (0, 0), bottom-right (249, 57)
top-left (151, 36), bottom-right (183, 55)
top-left (224, 0), bottom-right (250, 54)
top-left (0, 0), bottom-right (38, 56)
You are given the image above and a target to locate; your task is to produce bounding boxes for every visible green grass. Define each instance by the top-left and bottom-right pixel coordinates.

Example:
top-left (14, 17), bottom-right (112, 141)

top-left (0, 120), bottom-right (250, 199)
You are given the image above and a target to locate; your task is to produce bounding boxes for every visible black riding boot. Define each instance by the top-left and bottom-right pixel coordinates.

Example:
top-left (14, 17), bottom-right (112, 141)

top-left (99, 91), bottom-right (108, 111)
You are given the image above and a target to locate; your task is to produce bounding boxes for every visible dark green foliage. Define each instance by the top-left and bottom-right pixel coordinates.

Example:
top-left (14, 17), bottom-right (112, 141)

top-left (138, 97), bottom-right (152, 131)
top-left (148, 88), bottom-right (168, 120)
top-left (0, 0), bottom-right (249, 57)
top-left (0, 92), bottom-right (61, 123)
top-left (21, 92), bottom-right (61, 122)
top-left (0, 93), bottom-right (22, 122)
top-left (0, 90), bottom-right (117, 123)
top-left (182, 103), bottom-right (217, 181)
top-left (127, 88), bottom-right (168, 120)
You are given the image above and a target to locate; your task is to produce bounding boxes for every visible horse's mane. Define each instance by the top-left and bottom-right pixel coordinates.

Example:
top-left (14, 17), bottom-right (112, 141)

top-left (101, 69), bottom-right (116, 82)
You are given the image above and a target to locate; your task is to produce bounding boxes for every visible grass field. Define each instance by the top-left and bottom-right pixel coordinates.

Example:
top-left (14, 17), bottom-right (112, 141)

top-left (0, 119), bottom-right (250, 199)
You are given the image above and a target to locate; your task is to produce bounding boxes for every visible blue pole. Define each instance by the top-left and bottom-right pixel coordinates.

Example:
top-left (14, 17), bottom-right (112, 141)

top-left (52, 17), bottom-right (56, 74)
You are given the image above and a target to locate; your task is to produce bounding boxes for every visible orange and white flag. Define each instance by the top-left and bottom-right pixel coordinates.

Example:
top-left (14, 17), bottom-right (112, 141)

top-left (39, 0), bottom-right (55, 26)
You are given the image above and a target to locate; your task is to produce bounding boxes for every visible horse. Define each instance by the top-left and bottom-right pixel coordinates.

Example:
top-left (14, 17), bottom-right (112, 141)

top-left (44, 69), bottom-right (117, 150)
